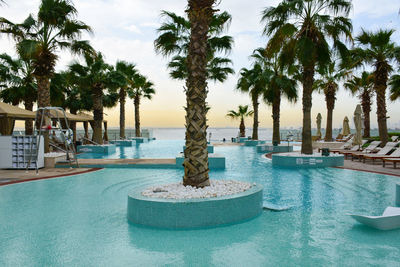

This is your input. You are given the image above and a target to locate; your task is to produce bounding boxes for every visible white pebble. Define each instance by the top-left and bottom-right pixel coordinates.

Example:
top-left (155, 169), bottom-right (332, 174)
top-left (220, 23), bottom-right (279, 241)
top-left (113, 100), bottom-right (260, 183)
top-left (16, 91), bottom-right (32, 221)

top-left (141, 180), bottom-right (253, 199)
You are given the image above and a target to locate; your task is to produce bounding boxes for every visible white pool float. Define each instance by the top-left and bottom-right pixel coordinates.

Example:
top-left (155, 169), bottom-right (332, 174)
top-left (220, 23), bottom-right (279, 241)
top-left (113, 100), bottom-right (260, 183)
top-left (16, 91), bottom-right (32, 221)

top-left (349, 207), bottom-right (400, 230)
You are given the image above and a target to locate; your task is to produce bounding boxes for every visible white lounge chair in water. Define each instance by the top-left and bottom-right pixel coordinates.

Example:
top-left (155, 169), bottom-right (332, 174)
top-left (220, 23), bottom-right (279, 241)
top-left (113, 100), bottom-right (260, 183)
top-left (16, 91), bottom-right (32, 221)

top-left (349, 207), bottom-right (400, 230)
top-left (263, 202), bottom-right (292, 211)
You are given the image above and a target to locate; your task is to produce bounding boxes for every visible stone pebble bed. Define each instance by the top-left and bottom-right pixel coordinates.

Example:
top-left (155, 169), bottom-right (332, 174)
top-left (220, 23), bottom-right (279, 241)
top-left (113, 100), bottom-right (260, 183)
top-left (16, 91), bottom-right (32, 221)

top-left (142, 180), bottom-right (254, 199)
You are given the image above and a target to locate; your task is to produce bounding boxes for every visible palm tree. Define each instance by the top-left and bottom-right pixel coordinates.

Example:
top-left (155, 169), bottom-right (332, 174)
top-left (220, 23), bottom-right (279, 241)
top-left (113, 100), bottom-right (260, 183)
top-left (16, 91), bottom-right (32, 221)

top-left (389, 74), bottom-right (400, 101)
top-left (49, 71), bottom-right (84, 143)
top-left (0, 53), bottom-right (36, 134)
top-left (115, 61), bottom-right (137, 139)
top-left (236, 64), bottom-right (266, 140)
top-left (0, 0), bottom-right (93, 108)
top-left (353, 29), bottom-right (400, 144)
top-left (314, 62), bottom-right (348, 141)
top-left (344, 71), bottom-right (374, 138)
top-left (262, 65), bottom-right (298, 145)
top-left (68, 53), bottom-right (124, 144)
top-left (127, 74), bottom-right (155, 137)
top-left (262, 0), bottom-right (352, 154)
top-left (0, 0), bottom-right (93, 151)
top-left (236, 65), bottom-right (264, 140)
top-left (182, 0), bottom-right (215, 188)
top-left (249, 48), bottom-right (298, 144)
top-left (226, 105), bottom-right (253, 137)
top-left (154, 10), bottom-right (234, 82)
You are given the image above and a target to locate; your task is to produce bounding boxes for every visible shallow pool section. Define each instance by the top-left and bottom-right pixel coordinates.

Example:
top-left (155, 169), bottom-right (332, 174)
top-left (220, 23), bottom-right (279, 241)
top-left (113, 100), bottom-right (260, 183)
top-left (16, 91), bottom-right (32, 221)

top-left (1, 145), bottom-right (400, 265)
top-left (77, 140), bottom-right (185, 159)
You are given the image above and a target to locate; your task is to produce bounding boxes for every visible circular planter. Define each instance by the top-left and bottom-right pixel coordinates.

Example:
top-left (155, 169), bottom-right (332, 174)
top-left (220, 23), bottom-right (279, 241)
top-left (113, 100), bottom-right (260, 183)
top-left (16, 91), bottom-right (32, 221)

top-left (127, 184), bottom-right (263, 229)
top-left (272, 152), bottom-right (344, 168)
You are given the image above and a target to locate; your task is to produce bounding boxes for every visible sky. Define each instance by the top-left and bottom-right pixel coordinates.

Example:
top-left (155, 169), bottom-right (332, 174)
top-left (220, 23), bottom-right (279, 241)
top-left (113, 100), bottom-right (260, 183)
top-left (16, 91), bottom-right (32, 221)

top-left (1, 0), bottom-right (400, 129)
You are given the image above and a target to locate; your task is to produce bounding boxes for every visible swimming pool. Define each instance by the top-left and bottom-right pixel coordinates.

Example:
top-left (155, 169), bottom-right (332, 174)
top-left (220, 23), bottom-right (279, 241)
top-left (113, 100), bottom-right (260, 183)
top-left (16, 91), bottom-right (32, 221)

top-left (1, 144), bottom-right (399, 265)
top-left (77, 140), bottom-right (185, 159)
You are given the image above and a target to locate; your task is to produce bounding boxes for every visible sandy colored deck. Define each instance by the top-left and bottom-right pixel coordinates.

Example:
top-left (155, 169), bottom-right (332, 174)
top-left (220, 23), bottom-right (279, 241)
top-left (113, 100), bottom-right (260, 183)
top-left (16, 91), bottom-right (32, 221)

top-left (0, 168), bottom-right (99, 185)
top-left (337, 159), bottom-right (400, 177)
top-left (56, 158), bottom-right (176, 166)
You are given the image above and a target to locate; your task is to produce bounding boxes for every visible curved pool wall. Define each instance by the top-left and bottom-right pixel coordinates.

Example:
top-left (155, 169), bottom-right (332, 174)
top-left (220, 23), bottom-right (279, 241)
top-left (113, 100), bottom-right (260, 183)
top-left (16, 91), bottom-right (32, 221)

top-left (272, 153), bottom-right (344, 168)
top-left (1, 142), bottom-right (400, 266)
top-left (110, 140), bottom-right (135, 146)
top-left (131, 137), bottom-right (148, 143)
top-left (244, 140), bottom-right (266, 146)
top-left (127, 184), bottom-right (263, 229)
top-left (77, 144), bottom-right (116, 154)
top-left (257, 144), bottom-right (293, 153)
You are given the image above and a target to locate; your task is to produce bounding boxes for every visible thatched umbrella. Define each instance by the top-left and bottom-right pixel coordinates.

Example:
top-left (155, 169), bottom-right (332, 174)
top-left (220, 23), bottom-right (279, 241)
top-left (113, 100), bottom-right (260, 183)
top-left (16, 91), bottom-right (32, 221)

top-left (353, 105), bottom-right (363, 147)
top-left (0, 102), bottom-right (36, 135)
top-left (342, 116), bottom-right (351, 136)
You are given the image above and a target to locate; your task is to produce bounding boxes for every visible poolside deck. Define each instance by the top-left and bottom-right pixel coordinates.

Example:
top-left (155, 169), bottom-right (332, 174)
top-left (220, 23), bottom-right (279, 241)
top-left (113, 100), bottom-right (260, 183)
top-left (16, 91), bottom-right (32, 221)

top-left (0, 168), bottom-right (100, 185)
top-left (56, 158), bottom-right (177, 168)
top-left (337, 160), bottom-right (400, 177)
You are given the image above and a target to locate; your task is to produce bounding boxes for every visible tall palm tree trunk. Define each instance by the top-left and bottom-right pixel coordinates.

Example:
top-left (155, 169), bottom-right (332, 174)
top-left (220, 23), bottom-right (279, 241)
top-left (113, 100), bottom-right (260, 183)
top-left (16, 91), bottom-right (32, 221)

top-left (119, 88), bottom-right (126, 139)
top-left (252, 97), bottom-right (259, 140)
top-left (324, 86), bottom-right (336, 142)
top-left (361, 90), bottom-right (371, 138)
top-left (239, 118), bottom-right (245, 137)
top-left (301, 65), bottom-right (315, 154)
top-left (272, 90), bottom-right (281, 144)
top-left (183, 0), bottom-right (214, 188)
top-left (36, 75), bottom-right (51, 152)
top-left (134, 95), bottom-right (141, 137)
top-left (24, 100), bottom-right (34, 135)
top-left (92, 85), bottom-right (103, 144)
top-left (374, 66), bottom-right (389, 145)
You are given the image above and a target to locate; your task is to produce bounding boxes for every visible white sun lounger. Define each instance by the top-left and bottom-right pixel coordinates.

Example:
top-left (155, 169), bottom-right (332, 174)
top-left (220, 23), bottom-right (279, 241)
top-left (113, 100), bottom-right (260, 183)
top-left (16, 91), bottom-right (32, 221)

top-left (349, 207), bottom-right (400, 230)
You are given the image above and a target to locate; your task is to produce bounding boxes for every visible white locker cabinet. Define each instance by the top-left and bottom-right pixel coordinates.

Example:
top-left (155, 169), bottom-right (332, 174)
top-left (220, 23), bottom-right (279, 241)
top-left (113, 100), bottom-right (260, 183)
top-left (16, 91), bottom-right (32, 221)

top-left (0, 136), bottom-right (44, 169)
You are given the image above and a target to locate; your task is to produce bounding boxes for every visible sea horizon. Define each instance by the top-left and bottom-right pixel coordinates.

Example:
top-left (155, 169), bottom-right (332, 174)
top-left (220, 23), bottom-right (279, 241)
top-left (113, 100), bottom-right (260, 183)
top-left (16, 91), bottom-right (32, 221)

top-left (12, 126), bottom-right (397, 141)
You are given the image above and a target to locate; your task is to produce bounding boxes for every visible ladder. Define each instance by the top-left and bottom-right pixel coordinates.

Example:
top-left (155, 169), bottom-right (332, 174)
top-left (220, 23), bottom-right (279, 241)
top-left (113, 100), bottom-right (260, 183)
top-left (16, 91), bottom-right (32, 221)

top-left (27, 107), bottom-right (79, 173)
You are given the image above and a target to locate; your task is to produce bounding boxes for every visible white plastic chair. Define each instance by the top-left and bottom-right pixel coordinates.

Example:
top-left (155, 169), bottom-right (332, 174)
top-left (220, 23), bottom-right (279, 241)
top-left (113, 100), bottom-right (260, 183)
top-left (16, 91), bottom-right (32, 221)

top-left (349, 207), bottom-right (400, 230)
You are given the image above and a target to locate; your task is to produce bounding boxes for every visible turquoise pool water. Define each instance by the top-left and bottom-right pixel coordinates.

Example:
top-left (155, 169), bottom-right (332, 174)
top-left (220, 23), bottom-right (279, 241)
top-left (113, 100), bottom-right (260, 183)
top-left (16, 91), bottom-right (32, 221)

top-left (78, 140), bottom-right (185, 159)
top-left (1, 143), bottom-right (400, 266)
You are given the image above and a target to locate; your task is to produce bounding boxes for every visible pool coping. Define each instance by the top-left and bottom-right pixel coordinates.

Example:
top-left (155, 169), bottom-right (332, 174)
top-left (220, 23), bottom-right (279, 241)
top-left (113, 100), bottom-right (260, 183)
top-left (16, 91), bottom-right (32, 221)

top-left (0, 168), bottom-right (103, 187)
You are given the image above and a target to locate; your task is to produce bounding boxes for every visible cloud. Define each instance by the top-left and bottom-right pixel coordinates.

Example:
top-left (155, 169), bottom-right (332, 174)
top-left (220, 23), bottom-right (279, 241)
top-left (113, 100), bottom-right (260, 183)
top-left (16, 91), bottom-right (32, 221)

top-left (123, 24), bottom-right (142, 34)
top-left (140, 22), bottom-right (160, 28)
top-left (351, 0), bottom-right (400, 18)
